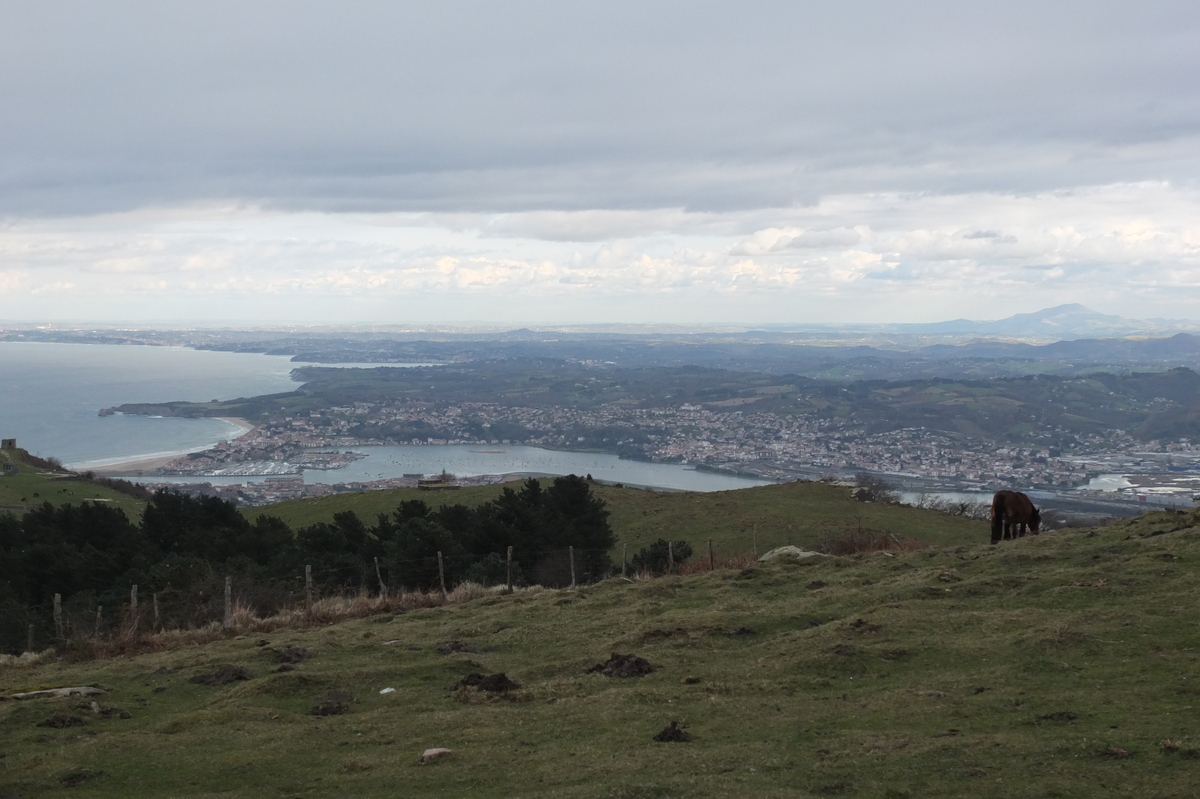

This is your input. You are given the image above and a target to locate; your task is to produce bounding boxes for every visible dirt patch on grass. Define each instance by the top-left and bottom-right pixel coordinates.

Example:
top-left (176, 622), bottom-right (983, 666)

top-left (1161, 739), bottom-right (1200, 758)
top-left (653, 721), bottom-right (692, 742)
top-left (277, 646), bottom-right (310, 664)
top-left (587, 653), bottom-right (655, 678)
top-left (37, 714), bottom-right (86, 729)
top-left (436, 641), bottom-right (481, 655)
top-left (60, 768), bottom-right (103, 787)
top-left (1096, 747), bottom-right (1133, 760)
top-left (453, 673), bottom-right (521, 692)
top-left (189, 665), bottom-right (254, 686)
top-left (848, 618), bottom-right (882, 634)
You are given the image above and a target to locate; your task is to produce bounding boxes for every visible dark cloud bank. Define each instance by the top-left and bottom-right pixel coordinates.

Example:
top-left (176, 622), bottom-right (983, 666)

top-left (2, 0), bottom-right (1198, 216)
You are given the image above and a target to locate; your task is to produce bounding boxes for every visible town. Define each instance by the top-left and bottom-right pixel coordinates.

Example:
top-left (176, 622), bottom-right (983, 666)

top-left (130, 398), bottom-right (1200, 508)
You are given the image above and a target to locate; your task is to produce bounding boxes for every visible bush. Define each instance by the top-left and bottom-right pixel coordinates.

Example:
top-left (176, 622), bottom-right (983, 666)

top-left (852, 473), bottom-right (899, 503)
top-left (631, 538), bottom-right (693, 575)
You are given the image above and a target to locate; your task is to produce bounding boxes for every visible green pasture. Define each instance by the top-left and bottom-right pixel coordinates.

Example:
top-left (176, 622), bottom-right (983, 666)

top-left (247, 480), bottom-right (990, 556)
top-left (0, 450), bottom-right (145, 519)
top-left (3, 508), bottom-right (1198, 797)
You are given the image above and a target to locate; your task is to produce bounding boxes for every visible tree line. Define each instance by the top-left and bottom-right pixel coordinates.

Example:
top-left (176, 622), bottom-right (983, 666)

top-left (0, 475), bottom-right (614, 653)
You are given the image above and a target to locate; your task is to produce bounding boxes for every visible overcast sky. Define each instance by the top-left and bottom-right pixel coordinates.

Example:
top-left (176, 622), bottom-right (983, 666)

top-left (2, 1), bottom-right (1199, 325)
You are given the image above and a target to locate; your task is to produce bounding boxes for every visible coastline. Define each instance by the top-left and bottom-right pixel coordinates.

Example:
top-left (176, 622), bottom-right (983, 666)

top-left (76, 417), bottom-right (256, 475)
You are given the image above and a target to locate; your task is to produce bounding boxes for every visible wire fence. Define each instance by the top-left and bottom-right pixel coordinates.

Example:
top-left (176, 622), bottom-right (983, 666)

top-left (3, 526), bottom-right (925, 657)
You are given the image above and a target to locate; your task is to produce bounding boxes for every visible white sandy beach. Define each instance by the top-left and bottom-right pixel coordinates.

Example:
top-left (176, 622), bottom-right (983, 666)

top-left (79, 417), bottom-right (255, 475)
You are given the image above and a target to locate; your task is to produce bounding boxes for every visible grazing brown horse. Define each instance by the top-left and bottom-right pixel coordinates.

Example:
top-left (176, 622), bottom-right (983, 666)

top-left (990, 490), bottom-right (1041, 544)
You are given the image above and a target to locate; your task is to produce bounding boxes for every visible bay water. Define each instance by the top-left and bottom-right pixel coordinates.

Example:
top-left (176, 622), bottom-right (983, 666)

top-left (2, 342), bottom-right (769, 491)
top-left (1, 342), bottom-right (300, 468)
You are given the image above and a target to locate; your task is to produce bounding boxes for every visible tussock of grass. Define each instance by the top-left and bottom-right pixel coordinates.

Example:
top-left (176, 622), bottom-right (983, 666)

top-left (50, 583), bottom-right (542, 662)
top-left (0, 649), bottom-right (54, 669)
top-left (3, 508), bottom-right (1199, 797)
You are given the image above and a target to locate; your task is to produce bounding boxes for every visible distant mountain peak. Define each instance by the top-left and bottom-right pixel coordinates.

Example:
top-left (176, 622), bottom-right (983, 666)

top-left (899, 304), bottom-right (1199, 341)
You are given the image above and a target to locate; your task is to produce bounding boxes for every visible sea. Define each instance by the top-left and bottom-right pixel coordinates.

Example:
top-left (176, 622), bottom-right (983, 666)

top-left (2, 342), bottom-right (301, 468)
top-left (1, 341), bottom-right (769, 492)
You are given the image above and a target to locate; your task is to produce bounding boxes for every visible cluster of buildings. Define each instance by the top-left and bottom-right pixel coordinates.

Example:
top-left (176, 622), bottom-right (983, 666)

top-left (127, 393), bottom-right (1200, 511)
top-left (148, 399), bottom-right (1119, 494)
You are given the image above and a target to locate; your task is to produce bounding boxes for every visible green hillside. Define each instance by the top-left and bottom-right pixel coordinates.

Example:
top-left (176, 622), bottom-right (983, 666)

top-left (0, 448), bottom-right (146, 519)
top-left (2, 508), bottom-right (1198, 797)
top-left (247, 480), bottom-right (989, 555)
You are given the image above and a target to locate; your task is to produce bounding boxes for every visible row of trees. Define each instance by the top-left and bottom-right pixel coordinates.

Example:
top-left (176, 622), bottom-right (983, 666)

top-left (0, 475), bottom-right (616, 653)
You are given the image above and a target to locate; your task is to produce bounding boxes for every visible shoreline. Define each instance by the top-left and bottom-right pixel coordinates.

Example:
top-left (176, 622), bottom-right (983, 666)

top-left (74, 417), bottom-right (256, 475)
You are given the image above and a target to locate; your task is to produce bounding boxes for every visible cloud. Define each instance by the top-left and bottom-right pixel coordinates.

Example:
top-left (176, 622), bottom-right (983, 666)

top-left (2, 182), bottom-right (1198, 324)
top-left (730, 227), bottom-right (864, 255)
top-left (0, 3), bottom-right (1197, 216)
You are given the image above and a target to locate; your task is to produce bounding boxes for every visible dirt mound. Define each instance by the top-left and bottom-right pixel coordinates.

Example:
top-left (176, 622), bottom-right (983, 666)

top-left (436, 641), bottom-right (481, 655)
top-left (587, 653), bottom-right (655, 678)
top-left (277, 646), bottom-right (310, 664)
top-left (98, 707), bottom-right (132, 720)
top-left (308, 690), bottom-right (354, 716)
top-left (37, 714), bottom-right (86, 729)
top-left (453, 673), bottom-right (521, 692)
top-left (189, 665), bottom-right (254, 686)
top-left (653, 721), bottom-right (692, 742)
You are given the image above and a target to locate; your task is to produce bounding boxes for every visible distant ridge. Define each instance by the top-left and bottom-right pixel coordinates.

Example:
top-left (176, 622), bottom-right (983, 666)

top-left (897, 304), bottom-right (1146, 338)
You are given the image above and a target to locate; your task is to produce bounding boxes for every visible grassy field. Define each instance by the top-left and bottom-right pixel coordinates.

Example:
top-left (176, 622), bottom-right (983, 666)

top-left (3, 507), bottom-right (1199, 798)
top-left (0, 449), bottom-right (146, 519)
top-left (248, 479), bottom-right (990, 555)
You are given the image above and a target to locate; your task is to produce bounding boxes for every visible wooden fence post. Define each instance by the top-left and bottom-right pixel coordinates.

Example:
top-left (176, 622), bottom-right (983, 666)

top-left (752, 526), bottom-right (757, 558)
top-left (374, 557), bottom-right (388, 600)
top-left (130, 584), bottom-right (138, 631)
top-left (622, 543), bottom-right (627, 578)
top-left (668, 541), bottom-right (674, 573)
top-left (437, 551), bottom-right (447, 599)
top-left (95, 606), bottom-right (102, 637)
top-left (53, 593), bottom-right (62, 640)
top-left (709, 538), bottom-right (715, 571)
top-left (153, 593), bottom-right (160, 630)
top-left (506, 546), bottom-right (513, 592)
top-left (305, 565), bottom-right (313, 615)
top-left (26, 623), bottom-right (34, 653)
top-left (569, 546), bottom-right (576, 588)
top-left (223, 576), bottom-right (232, 630)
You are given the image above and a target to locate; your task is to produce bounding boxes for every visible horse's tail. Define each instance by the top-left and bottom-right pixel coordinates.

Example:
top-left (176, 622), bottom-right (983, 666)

top-left (990, 493), bottom-right (1006, 544)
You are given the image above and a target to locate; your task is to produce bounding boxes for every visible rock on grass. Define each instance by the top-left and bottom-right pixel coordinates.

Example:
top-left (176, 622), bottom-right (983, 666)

top-left (308, 690), bottom-right (355, 716)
